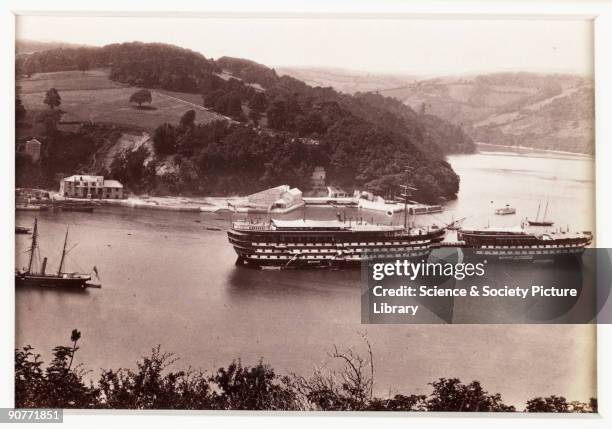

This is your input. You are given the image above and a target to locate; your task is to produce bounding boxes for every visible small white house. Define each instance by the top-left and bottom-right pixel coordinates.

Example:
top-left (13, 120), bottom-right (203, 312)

top-left (326, 186), bottom-right (348, 198)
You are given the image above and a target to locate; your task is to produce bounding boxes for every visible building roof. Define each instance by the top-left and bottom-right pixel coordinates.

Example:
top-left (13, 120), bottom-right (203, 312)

top-left (287, 187), bottom-right (302, 196)
top-left (327, 185), bottom-right (346, 193)
top-left (103, 180), bottom-right (123, 188)
top-left (63, 175), bottom-right (104, 182)
top-left (26, 138), bottom-right (42, 145)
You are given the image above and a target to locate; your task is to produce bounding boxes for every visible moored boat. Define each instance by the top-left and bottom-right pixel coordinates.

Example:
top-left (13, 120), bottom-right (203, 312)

top-left (15, 226), bottom-right (31, 234)
top-left (457, 225), bottom-right (592, 261)
top-left (494, 204), bottom-right (516, 215)
top-left (527, 200), bottom-right (554, 226)
top-left (15, 218), bottom-right (100, 289)
top-left (228, 219), bottom-right (445, 268)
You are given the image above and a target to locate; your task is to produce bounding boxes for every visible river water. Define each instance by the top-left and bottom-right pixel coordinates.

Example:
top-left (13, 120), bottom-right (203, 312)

top-left (15, 147), bottom-right (596, 408)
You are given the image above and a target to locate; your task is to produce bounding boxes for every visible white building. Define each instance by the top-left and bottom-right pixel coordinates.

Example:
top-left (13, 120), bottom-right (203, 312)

top-left (326, 186), bottom-right (348, 198)
top-left (59, 175), bottom-right (125, 199)
top-left (247, 185), bottom-right (303, 210)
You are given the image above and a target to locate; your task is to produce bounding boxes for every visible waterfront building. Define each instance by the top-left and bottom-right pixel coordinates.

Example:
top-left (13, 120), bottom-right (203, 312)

top-left (246, 185), bottom-right (303, 211)
top-left (59, 175), bottom-right (125, 199)
top-left (326, 185), bottom-right (348, 198)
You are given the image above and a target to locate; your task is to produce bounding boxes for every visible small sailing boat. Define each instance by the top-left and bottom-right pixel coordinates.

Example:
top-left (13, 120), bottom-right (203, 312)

top-left (15, 218), bottom-right (100, 289)
top-left (15, 226), bottom-right (31, 234)
top-left (527, 200), bottom-right (554, 227)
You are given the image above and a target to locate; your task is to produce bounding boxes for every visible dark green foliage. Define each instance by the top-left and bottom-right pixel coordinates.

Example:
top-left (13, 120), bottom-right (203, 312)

top-left (109, 146), bottom-right (153, 192)
top-left (153, 123), bottom-right (177, 155)
top-left (426, 378), bottom-right (516, 412)
top-left (16, 95), bottom-right (26, 122)
top-left (98, 346), bottom-right (213, 409)
top-left (213, 91), bottom-right (244, 120)
top-left (525, 395), bottom-right (570, 412)
top-left (35, 109), bottom-right (63, 138)
top-left (179, 110), bottom-right (196, 129)
top-left (16, 43), bottom-right (219, 92)
top-left (43, 88), bottom-right (61, 109)
top-left (216, 56), bottom-right (279, 88)
top-left (15, 331), bottom-right (595, 412)
top-left (15, 330), bottom-right (99, 409)
top-left (248, 91), bottom-right (268, 112)
top-left (368, 394), bottom-right (427, 411)
top-left (129, 89), bottom-right (152, 107)
top-left (211, 360), bottom-right (296, 410)
top-left (105, 42), bottom-right (219, 92)
top-left (77, 54), bottom-right (90, 72)
top-left (266, 100), bottom-right (291, 130)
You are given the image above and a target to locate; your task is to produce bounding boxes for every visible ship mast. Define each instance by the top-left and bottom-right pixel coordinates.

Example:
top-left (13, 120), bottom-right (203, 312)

top-left (543, 200), bottom-right (549, 222)
top-left (57, 227), bottom-right (69, 276)
top-left (400, 184), bottom-right (417, 231)
top-left (535, 201), bottom-right (541, 222)
top-left (27, 217), bottom-right (38, 274)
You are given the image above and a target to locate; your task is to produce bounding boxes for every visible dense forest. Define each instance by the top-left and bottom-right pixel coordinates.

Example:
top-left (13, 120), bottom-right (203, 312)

top-left (16, 42), bottom-right (475, 201)
top-left (15, 330), bottom-right (596, 412)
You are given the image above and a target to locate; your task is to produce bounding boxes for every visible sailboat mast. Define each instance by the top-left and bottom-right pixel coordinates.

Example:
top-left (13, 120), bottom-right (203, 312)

top-left (27, 218), bottom-right (38, 274)
top-left (535, 202), bottom-right (541, 222)
top-left (57, 227), bottom-right (69, 276)
top-left (543, 200), bottom-right (549, 221)
top-left (403, 186), bottom-right (408, 230)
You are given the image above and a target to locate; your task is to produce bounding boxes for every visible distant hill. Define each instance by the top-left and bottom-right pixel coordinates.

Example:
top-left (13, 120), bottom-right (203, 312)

top-left (279, 68), bottom-right (594, 155)
top-left (16, 39), bottom-right (90, 54)
top-left (15, 41), bottom-right (474, 200)
top-left (277, 66), bottom-right (422, 95)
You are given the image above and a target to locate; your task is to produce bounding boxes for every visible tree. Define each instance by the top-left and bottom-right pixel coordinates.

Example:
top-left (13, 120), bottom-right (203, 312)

top-left (153, 123), bottom-right (177, 155)
top-left (77, 55), bottom-right (90, 72)
top-left (248, 108), bottom-right (262, 126)
top-left (129, 89), bottom-right (152, 108)
top-left (35, 109), bottom-right (63, 138)
top-left (15, 329), bottom-right (99, 409)
top-left (179, 110), bottom-right (196, 129)
top-left (211, 359), bottom-right (296, 410)
top-left (266, 100), bottom-right (290, 130)
top-left (248, 92), bottom-right (268, 112)
top-left (525, 395), bottom-right (570, 412)
top-left (426, 378), bottom-right (515, 412)
top-left (16, 95), bottom-right (26, 123)
top-left (43, 88), bottom-right (61, 110)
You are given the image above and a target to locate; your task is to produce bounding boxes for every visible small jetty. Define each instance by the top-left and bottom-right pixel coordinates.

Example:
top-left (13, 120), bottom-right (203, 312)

top-left (53, 200), bottom-right (96, 212)
top-left (494, 204), bottom-right (516, 215)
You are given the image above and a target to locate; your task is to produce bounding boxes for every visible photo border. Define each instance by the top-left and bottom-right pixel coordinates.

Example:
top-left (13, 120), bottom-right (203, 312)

top-left (2, 1), bottom-right (611, 428)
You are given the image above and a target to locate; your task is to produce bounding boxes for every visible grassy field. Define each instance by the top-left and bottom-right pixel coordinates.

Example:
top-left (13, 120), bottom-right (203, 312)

top-left (18, 69), bottom-right (225, 132)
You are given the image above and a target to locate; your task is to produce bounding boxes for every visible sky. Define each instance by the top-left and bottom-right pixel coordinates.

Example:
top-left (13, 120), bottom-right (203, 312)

top-left (16, 15), bottom-right (594, 76)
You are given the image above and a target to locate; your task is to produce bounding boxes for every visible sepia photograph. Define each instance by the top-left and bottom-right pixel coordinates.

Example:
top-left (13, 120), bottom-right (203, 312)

top-left (5, 2), bottom-right (612, 425)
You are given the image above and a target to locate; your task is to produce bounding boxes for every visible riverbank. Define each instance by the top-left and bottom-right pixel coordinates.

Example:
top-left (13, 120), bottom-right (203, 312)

top-left (476, 142), bottom-right (593, 159)
top-left (53, 193), bottom-right (247, 213)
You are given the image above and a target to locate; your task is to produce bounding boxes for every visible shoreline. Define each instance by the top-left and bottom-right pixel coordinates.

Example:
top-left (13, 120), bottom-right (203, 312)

top-left (475, 142), bottom-right (594, 158)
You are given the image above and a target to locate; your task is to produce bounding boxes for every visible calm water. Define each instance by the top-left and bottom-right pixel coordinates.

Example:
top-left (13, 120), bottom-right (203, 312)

top-left (15, 148), bottom-right (597, 408)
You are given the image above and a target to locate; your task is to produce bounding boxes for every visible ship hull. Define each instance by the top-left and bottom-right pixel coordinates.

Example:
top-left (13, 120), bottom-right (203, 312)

top-left (228, 226), bottom-right (445, 269)
top-left (457, 229), bottom-right (592, 262)
top-left (460, 246), bottom-right (586, 262)
top-left (15, 274), bottom-right (90, 288)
